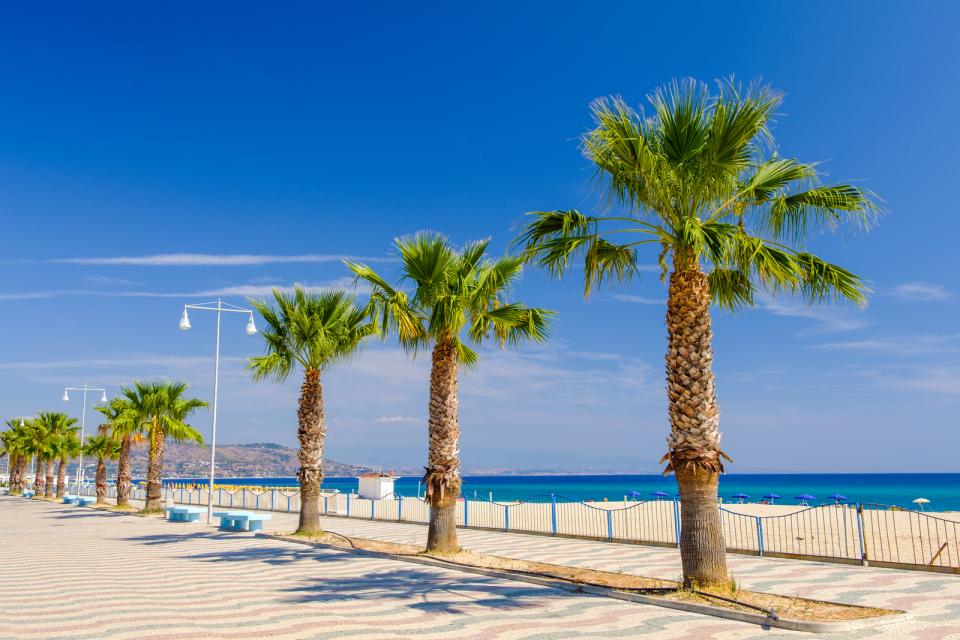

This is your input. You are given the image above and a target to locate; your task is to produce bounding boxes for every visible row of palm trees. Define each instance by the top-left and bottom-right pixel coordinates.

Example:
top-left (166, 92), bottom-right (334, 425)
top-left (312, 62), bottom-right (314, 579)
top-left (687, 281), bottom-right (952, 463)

top-left (1, 78), bottom-right (878, 588)
top-left (249, 78), bottom-right (877, 588)
top-left (2, 382), bottom-right (206, 512)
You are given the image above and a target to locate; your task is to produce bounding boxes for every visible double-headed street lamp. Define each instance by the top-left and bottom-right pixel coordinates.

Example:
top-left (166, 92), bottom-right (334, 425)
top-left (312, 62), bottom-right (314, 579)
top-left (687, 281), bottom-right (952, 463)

top-left (179, 299), bottom-right (257, 523)
top-left (63, 384), bottom-right (108, 493)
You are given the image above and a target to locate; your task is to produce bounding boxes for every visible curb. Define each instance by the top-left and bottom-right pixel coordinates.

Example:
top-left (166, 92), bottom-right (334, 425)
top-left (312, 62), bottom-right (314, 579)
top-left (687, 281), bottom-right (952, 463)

top-left (258, 532), bottom-right (911, 634)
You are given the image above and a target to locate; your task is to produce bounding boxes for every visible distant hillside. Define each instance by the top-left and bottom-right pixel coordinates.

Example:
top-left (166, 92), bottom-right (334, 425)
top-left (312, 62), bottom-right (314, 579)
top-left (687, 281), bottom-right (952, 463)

top-left (111, 442), bottom-right (375, 478)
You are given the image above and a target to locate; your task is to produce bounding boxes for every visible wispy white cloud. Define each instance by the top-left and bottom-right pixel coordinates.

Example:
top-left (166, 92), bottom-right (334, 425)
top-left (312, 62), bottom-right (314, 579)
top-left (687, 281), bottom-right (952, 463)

top-left (817, 334), bottom-right (960, 355)
top-left (374, 415), bottom-right (421, 424)
top-left (760, 297), bottom-right (866, 334)
top-left (84, 275), bottom-right (143, 286)
top-left (0, 278), bottom-right (368, 302)
top-left (611, 294), bottom-right (664, 305)
top-left (890, 282), bottom-right (952, 302)
top-left (47, 253), bottom-right (393, 266)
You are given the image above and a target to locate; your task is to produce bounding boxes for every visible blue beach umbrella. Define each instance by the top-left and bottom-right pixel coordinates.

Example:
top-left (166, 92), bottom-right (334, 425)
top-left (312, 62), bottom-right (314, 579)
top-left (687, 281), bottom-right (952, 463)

top-left (650, 491), bottom-right (671, 500)
top-left (795, 493), bottom-right (816, 506)
top-left (762, 493), bottom-right (780, 504)
top-left (828, 493), bottom-right (848, 504)
top-left (731, 493), bottom-right (750, 504)
top-left (628, 490), bottom-right (643, 501)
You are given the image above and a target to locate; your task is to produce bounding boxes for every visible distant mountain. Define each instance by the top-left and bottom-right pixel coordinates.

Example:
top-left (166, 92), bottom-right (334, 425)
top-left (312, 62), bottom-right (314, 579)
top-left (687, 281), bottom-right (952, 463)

top-left (92, 441), bottom-right (378, 479)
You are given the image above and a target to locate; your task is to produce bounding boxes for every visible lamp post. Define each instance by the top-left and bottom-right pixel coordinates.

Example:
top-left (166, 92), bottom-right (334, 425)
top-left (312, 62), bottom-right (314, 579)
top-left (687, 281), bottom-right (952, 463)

top-left (179, 299), bottom-right (257, 523)
top-left (63, 384), bottom-right (108, 494)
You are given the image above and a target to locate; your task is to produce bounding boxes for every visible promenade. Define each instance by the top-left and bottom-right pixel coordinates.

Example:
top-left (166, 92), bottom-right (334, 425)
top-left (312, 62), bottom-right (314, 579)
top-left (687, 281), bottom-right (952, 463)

top-left (2, 496), bottom-right (958, 639)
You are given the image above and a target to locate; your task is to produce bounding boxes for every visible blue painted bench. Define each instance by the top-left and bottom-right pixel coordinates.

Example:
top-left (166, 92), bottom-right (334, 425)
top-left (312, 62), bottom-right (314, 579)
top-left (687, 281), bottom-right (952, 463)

top-left (75, 496), bottom-right (97, 506)
top-left (23, 491), bottom-right (35, 498)
top-left (212, 511), bottom-right (272, 532)
top-left (165, 505), bottom-right (204, 523)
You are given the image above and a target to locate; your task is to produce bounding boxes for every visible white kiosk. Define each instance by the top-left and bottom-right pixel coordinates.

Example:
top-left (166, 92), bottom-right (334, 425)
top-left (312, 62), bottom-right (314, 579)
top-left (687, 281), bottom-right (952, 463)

top-left (358, 473), bottom-right (395, 499)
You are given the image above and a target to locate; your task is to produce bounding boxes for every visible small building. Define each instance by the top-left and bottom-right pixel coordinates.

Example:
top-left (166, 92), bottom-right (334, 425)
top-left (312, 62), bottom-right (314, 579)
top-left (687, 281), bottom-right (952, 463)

top-left (358, 473), bottom-right (395, 499)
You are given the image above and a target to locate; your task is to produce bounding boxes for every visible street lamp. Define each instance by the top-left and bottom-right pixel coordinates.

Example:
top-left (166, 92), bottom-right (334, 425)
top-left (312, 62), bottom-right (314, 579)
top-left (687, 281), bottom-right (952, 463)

top-left (63, 384), bottom-right (108, 493)
top-left (179, 299), bottom-right (257, 523)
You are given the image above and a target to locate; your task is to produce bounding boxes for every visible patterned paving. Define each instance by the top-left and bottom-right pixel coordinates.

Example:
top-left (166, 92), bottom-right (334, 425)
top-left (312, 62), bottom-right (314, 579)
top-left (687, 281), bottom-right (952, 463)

top-left (2, 497), bottom-right (959, 639)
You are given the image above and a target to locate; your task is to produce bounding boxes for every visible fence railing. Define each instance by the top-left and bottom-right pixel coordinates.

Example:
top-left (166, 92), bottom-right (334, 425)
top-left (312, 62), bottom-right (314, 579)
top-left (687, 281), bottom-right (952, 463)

top-left (77, 485), bottom-right (960, 574)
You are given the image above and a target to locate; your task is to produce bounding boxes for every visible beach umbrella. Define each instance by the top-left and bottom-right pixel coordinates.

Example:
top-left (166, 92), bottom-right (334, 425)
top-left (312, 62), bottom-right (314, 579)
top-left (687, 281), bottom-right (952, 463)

top-left (794, 493), bottom-right (816, 506)
top-left (650, 491), bottom-right (671, 500)
top-left (913, 497), bottom-right (930, 512)
top-left (762, 493), bottom-right (780, 504)
top-left (628, 490), bottom-right (643, 501)
top-left (828, 493), bottom-right (848, 504)
top-left (731, 493), bottom-right (750, 504)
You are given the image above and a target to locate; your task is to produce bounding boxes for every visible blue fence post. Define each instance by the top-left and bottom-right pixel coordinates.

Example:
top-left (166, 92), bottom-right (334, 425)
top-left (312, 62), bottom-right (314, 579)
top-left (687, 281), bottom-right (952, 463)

top-left (347, 493), bottom-right (351, 517)
top-left (463, 497), bottom-right (469, 528)
top-left (371, 498), bottom-right (376, 519)
top-left (242, 488), bottom-right (247, 508)
top-left (271, 490), bottom-right (275, 512)
top-left (229, 492), bottom-right (233, 508)
top-left (606, 509), bottom-right (614, 541)
top-left (218, 489), bottom-right (223, 507)
top-left (673, 498), bottom-right (681, 547)
top-left (255, 492), bottom-right (260, 510)
top-left (550, 494), bottom-right (558, 536)
top-left (323, 496), bottom-right (328, 515)
top-left (504, 505), bottom-right (509, 531)
top-left (287, 494), bottom-right (291, 513)
top-left (856, 503), bottom-right (868, 565)
top-left (398, 495), bottom-right (403, 521)
top-left (756, 516), bottom-right (764, 556)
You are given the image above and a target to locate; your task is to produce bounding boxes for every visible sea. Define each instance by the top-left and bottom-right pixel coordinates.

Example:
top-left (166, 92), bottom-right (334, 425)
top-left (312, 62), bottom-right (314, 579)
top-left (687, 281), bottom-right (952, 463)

top-left (162, 473), bottom-right (960, 512)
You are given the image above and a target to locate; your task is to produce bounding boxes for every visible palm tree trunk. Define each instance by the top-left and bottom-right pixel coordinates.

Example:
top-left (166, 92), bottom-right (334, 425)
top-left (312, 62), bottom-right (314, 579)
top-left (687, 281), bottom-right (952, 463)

top-left (44, 459), bottom-right (55, 498)
top-left (143, 424), bottom-right (165, 512)
top-left (424, 337), bottom-right (461, 553)
top-left (96, 457), bottom-right (107, 504)
top-left (663, 262), bottom-right (729, 587)
top-left (116, 435), bottom-right (131, 507)
top-left (9, 454), bottom-right (23, 495)
top-left (56, 458), bottom-right (67, 498)
top-left (295, 369), bottom-right (326, 535)
top-left (33, 458), bottom-right (43, 495)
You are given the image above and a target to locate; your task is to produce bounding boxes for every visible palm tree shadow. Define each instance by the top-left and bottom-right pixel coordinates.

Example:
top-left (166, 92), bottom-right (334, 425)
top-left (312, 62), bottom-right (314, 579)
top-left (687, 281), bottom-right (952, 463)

top-left (47, 511), bottom-right (127, 519)
top-left (188, 545), bottom-right (354, 567)
top-left (123, 532), bottom-right (234, 546)
top-left (283, 568), bottom-right (550, 613)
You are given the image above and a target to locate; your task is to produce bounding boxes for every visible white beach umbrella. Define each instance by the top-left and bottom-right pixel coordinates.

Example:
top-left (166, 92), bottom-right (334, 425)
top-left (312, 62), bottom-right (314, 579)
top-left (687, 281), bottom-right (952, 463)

top-left (912, 497), bottom-right (930, 512)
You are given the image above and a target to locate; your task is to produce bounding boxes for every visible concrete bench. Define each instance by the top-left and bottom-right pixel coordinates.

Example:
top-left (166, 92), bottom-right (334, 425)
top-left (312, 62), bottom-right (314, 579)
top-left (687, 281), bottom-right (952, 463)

top-left (62, 495), bottom-right (80, 505)
top-left (23, 491), bottom-right (35, 498)
top-left (165, 505), bottom-right (204, 523)
top-left (75, 496), bottom-right (97, 507)
top-left (212, 511), bottom-right (272, 532)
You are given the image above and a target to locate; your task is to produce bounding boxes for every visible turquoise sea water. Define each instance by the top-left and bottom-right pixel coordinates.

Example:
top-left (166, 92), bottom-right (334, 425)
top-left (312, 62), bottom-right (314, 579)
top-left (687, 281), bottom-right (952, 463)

top-left (164, 473), bottom-right (960, 512)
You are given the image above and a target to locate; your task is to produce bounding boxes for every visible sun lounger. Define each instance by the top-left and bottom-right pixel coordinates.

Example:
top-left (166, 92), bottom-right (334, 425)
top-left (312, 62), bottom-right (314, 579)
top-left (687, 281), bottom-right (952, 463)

top-left (165, 505), bottom-right (204, 523)
top-left (212, 510), bottom-right (272, 532)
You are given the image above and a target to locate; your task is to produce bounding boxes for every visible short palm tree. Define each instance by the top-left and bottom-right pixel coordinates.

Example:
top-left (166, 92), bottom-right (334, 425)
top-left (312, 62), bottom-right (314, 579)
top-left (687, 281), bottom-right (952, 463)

top-left (120, 381), bottom-right (206, 512)
top-left (83, 434), bottom-right (119, 504)
top-left (248, 288), bottom-right (376, 535)
top-left (22, 418), bottom-right (53, 497)
top-left (96, 397), bottom-right (142, 508)
top-left (517, 78), bottom-right (878, 586)
top-left (1, 419), bottom-right (31, 495)
top-left (348, 233), bottom-right (553, 552)
top-left (34, 412), bottom-right (77, 498)
top-left (53, 423), bottom-right (81, 498)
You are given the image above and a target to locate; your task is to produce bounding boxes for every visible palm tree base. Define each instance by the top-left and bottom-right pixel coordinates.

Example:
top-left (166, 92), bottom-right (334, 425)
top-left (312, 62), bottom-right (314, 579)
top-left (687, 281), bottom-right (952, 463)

top-left (426, 502), bottom-right (459, 553)
top-left (675, 464), bottom-right (729, 587)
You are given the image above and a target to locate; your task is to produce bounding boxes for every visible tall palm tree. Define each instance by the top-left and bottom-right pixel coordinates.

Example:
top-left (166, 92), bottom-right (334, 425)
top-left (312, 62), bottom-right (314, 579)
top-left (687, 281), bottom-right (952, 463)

top-left (83, 434), bottom-right (119, 504)
top-left (96, 397), bottom-right (142, 508)
top-left (53, 423), bottom-right (81, 498)
top-left (248, 288), bottom-right (375, 535)
top-left (348, 233), bottom-right (553, 552)
top-left (35, 413), bottom-right (77, 498)
top-left (120, 381), bottom-right (206, 513)
top-left (516, 78), bottom-right (878, 586)
top-left (22, 418), bottom-right (53, 497)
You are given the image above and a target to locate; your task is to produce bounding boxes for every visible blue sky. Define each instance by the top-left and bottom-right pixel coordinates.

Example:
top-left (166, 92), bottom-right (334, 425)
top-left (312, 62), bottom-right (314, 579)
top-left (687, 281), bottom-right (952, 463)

top-left (1, 2), bottom-right (957, 473)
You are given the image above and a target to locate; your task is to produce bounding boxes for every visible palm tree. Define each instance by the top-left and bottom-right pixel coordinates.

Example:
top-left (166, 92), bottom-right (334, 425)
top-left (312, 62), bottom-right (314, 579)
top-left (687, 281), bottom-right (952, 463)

top-left (22, 418), bottom-right (53, 497)
top-left (516, 78), bottom-right (878, 586)
top-left (248, 288), bottom-right (375, 535)
top-left (120, 381), bottom-right (206, 512)
top-left (1, 419), bottom-right (31, 495)
top-left (83, 434), bottom-right (119, 504)
top-left (96, 397), bottom-right (142, 508)
top-left (54, 427), bottom-right (81, 498)
top-left (347, 233), bottom-right (553, 552)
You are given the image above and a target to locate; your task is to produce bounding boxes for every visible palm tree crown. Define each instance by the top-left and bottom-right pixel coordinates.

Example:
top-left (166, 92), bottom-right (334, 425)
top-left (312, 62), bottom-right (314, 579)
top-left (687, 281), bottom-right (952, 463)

top-left (248, 288), bottom-right (376, 381)
top-left (517, 78), bottom-right (878, 307)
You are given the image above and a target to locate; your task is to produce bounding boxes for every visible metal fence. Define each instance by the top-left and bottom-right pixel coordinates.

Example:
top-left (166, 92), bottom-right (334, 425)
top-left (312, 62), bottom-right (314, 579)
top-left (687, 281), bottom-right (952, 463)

top-left (79, 485), bottom-right (960, 574)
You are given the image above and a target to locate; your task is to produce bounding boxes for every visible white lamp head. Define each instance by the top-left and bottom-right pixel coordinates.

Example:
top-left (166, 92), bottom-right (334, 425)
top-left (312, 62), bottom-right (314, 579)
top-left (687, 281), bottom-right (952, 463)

top-left (62, 390), bottom-right (70, 402)
top-left (100, 391), bottom-right (108, 403)
top-left (179, 308), bottom-right (191, 331)
top-left (246, 314), bottom-right (257, 335)
top-left (19, 418), bottom-right (25, 427)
